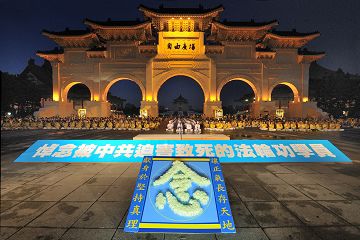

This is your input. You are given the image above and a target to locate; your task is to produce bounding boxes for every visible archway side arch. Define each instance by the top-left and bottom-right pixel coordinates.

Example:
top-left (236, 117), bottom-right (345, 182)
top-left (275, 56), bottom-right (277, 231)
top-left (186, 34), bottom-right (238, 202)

top-left (62, 82), bottom-right (93, 102)
top-left (269, 82), bottom-right (300, 102)
top-left (153, 69), bottom-right (209, 102)
top-left (102, 74), bottom-right (146, 102)
top-left (217, 74), bottom-right (259, 101)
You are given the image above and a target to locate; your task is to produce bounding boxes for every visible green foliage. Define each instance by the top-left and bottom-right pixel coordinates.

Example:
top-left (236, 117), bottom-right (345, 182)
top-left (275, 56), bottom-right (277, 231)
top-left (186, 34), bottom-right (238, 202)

top-left (309, 62), bottom-right (360, 118)
top-left (1, 61), bottom-right (52, 116)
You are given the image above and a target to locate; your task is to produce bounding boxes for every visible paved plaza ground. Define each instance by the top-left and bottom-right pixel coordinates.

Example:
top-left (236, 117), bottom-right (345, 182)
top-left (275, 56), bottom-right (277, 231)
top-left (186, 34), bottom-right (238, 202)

top-left (1, 128), bottom-right (360, 240)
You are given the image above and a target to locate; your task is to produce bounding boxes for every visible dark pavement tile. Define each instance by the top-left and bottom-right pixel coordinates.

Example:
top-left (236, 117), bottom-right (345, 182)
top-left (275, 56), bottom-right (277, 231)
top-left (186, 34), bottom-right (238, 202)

top-left (311, 226), bottom-right (360, 240)
top-left (0, 201), bottom-right (55, 227)
top-left (281, 165), bottom-right (318, 174)
top-left (117, 210), bottom-right (131, 229)
top-left (264, 227), bottom-right (321, 240)
top-left (73, 201), bottom-right (128, 228)
top-left (25, 171), bottom-right (72, 185)
top-left (251, 173), bottom-right (287, 185)
top-left (318, 184), bottom-right (360, 200)
top-left (327, 174), bottom-right (360, 187)
top-left (228, 174), bottom-right (259, 186)
top-left (246, 202), bottom-right (303, 227)
top-left (0, 184), bottom-right (21, 194)
top-left (295, 174), bottom-right (342, 185)
top-left (112, 177), bottom-right (137, 186)
top-left (112, 229), bottom-right (164, 240)
top-left (56, 164), bottom-right (104, 174)
top-left (283, 201), bottom-right (347, 226)
top-left (225, 183), bottom-right (242, 204)
top-left (54, 174), bottom-right (95, 187)
top-left (221, 163), bottom-right (246, 175)
top-left (293, 184), bottom-right (345, 200)
top-left (97, 163), bottom-right (131, 176)
top-left (0, 201), bottom-right (21, 213)
top-left (27, 185), bottom-right (79, 201)
top-left (331, 164), bottom-right (360, 175)
top-left (0, 184), bottom-right (48, 201)
top-left (28, 202), bottom-right (93, 228)
top-left (77, 165), bottom-right (108, 174)
top-left (60, 228), bottom-right (116, 240)
top-left (233, 185), bottom-right (276, 202)
top-left (6, 227), bottom-right (66, 240)
top-left (216, 228), bottom-right (269, 240)
top-left (0, 227), bottom-right (19, 240)
top-left (165, 233), bottom-right (216, 239)
top-left (2, 173), bottom-right (41, 186)
top-left (304, 165), bottom-right (339, 174)
top-left (120, 163), bottom-right (141, 177)
top-left (99, 185), bottom-right (134, 202)
top-left (265, 164), bottom-right (294, 174)
top-left (2, 163), bottom-right (65, 175)
top-left (230, 202), bottom-right (259, 227)
top-left (241, 164), bottom-right (271, 174)
top-left (62, 185), bottom-right (109, 202)
top-left (318, 200), bottom-right (360, 225)
top-left (263, 185), bottom-right (311, 201)
top-left (275, 174), bottom-right (315, 185)
top-left (85, 176), bottom-right (118, 185)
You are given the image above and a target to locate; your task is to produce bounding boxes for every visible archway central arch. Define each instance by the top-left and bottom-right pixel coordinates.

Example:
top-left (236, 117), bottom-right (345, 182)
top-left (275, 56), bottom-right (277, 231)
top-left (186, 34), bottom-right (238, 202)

top-left (62, 82), bottom-right (93, 102)
top-left (217, 75), bottom-right (259, 101)
top-left (269, 82), bottom-right (300, 102)
top-left (153, 69), bottom-right (209, 102)
top-left (102, 75), bottom-right (146, 102)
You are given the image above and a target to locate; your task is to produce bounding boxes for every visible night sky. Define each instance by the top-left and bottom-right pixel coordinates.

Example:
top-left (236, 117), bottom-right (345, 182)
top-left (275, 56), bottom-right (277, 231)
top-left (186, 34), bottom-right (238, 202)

top-left (1, 0), bottom-right (359, 107)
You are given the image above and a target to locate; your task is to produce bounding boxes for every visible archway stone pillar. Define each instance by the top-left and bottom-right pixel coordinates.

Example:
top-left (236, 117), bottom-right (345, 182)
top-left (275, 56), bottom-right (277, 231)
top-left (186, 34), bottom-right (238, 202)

top-left (84, 101), bottom-right (111, 117)
top-left (260, 62), bottom-right (270, 101)
top-left (209, 59), bottom-right (217, 102)
top-left (203, 101), bottom-right (222, 118)
top-left (300, 63), bottom-right (310, 102)
top-left (250, 101), bottom-right (277, 118)
top-left (51, 62), bottom-right (61, 101)
top-left (145, 60), bottom-right (154, 101)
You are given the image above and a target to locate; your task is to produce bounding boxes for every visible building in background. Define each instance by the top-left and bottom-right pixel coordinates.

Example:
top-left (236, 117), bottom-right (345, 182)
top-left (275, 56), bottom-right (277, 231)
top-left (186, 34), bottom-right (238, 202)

top-left (172, 94), bottom-right (189, 114)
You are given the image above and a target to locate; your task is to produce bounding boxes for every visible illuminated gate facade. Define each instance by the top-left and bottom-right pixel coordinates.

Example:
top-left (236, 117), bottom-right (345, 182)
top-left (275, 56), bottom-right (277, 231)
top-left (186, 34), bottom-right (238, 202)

top-left (36, 5), bottom-right (326, 118)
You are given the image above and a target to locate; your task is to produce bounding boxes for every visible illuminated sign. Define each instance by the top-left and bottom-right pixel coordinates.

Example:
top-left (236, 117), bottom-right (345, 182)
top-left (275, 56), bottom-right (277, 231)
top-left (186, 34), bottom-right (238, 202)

top-left (140, 109), bottom-right (148, 118)
top-left (15, 140), bottom-right (351, 163)
top-left (166, 41), bottom-right (196, 51)
top-left (78, 108), bottom-right (86, 118)
top-left (215, 109), bottom-right (223, 119)
top-left (276, 109), bottom-right (284, 119)
top-left (157, 32), bottom-right (205, 55)
top-left (124, 156), bottom-right (235, 233)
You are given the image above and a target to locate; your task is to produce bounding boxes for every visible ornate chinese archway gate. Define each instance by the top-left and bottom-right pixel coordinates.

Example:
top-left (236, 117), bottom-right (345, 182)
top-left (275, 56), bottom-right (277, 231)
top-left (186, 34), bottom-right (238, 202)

top-left (36, 4), bottom-right (326, 118)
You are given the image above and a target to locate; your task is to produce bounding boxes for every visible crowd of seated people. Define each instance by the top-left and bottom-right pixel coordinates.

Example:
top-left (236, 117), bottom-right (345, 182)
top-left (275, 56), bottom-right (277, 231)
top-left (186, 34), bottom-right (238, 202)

top-left (2, 114), bottom-right (359, 132)
top-left (1, 115), bottom-right (161, 131)
top-left (201, 115), bottom-right (360, 132)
